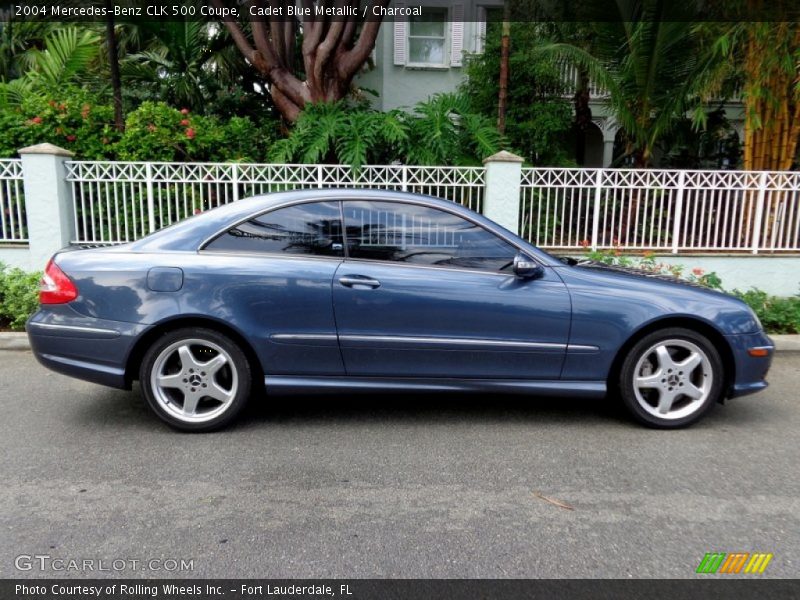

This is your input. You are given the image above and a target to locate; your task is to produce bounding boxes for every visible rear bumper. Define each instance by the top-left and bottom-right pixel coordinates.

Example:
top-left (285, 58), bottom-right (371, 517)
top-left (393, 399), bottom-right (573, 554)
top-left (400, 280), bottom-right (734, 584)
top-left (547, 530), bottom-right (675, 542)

top-left (27, 306), bottom-right (143, 390)
top-left (725, 331), bottom-right (774, 399)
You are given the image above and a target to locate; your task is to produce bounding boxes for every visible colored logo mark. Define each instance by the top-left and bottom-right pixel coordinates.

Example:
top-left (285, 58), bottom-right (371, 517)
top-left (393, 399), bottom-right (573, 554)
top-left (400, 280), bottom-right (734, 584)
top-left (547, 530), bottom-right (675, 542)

top-left (696, 552), bottom-right (773, 574)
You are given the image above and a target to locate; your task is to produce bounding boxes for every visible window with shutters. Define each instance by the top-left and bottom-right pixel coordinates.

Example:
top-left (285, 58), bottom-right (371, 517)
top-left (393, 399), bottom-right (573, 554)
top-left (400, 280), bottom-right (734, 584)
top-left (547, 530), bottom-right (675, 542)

top-left (407, 7), bottom-right (449, 67)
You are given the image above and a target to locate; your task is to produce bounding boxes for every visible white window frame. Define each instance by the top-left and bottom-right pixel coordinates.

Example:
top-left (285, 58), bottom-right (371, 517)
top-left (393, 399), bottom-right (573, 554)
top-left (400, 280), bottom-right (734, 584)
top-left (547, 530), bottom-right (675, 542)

top-left (405, 6), bottom-right (451, 69)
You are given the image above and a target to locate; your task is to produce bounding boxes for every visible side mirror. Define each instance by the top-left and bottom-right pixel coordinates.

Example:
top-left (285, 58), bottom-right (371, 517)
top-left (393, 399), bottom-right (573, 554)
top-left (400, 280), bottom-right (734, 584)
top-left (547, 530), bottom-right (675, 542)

top-left (513, 253), bottom-right (544, 279)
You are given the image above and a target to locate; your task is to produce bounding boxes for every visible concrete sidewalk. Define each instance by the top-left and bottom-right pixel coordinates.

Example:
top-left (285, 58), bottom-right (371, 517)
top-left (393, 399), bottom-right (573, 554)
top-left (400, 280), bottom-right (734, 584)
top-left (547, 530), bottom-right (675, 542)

top-left (2, 331), bottom-right (799, 352)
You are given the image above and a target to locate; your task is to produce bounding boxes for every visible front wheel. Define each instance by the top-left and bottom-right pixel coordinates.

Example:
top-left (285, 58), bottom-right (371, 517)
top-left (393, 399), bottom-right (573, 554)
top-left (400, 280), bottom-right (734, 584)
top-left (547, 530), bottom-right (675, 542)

top-left (139, 328), bottom-right (252, 432)
top-left (618, 328), bottom-right (724, 428)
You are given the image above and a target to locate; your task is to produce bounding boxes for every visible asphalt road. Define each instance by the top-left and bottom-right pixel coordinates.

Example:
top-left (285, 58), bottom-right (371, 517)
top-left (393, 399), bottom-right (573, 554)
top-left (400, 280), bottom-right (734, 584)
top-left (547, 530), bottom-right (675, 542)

top-left (1, 350), bottom-right (798, 579)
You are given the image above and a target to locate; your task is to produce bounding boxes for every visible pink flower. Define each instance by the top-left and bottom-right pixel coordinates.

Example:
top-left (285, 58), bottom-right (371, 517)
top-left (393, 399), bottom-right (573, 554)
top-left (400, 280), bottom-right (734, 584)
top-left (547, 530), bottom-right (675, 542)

top-left (181, 108), bottom-right (190, 115)
top-left (31, 116), bottom-right (43, 125)
top-left (180, 119), bottom-right (190, 126)
top-left (692, 267), bottom-right (705, 276)
top-left (66, 135), bottom-right (77, 142)
top-left (185, 128), bottom-right (196, 139)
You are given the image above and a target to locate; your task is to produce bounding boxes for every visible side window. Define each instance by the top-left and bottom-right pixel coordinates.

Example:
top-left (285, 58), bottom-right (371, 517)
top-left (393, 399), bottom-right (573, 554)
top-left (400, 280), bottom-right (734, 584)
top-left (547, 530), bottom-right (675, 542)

top-left (343, 201), bottom-right (517, 272)
top-left (205, 201), bottom-right (344, 257)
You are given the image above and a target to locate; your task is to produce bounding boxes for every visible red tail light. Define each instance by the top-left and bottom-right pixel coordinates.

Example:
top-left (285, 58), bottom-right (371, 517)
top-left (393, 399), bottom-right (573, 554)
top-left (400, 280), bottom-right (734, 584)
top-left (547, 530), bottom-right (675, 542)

top-left (40, 258), bottom-right (78, 304)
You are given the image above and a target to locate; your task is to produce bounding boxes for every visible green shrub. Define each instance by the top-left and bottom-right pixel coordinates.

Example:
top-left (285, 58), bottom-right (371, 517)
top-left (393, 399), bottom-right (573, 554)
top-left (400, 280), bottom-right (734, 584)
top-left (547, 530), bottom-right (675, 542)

top-left (115, 102), bottom-right (273, 163)
top-left (732, 289), bottom-right (800, 334)
top-left (0, 264), bottom-right (41, 331)
top-left (583, 249), bottom-right (800, 334)
top-left (0, 86), bottom-right (119, 159)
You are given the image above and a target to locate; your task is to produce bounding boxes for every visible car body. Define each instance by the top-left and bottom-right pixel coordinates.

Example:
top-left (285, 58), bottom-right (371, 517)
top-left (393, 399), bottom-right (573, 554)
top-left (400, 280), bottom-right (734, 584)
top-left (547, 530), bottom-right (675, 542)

top-left (27, 189), bottom-right (774, 430)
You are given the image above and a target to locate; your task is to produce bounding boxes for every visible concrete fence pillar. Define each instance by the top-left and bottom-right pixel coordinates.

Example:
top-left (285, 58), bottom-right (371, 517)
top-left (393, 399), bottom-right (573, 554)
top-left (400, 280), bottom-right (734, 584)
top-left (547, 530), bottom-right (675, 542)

top-left (482, 150), bottom-right (524, 235)
top-left (18, 143), bottom-right (75, 269)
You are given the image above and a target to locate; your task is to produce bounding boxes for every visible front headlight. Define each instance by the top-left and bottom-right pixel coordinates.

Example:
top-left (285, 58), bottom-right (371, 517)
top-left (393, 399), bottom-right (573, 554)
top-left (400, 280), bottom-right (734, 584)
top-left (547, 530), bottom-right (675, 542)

top-left (748, 306), bottom-right (763, 331)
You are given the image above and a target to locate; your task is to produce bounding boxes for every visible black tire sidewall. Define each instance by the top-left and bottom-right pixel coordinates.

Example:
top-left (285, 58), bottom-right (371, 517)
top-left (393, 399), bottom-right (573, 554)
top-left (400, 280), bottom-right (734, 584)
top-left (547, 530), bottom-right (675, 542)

top-left (619, 327), bottom-right (724, 429)
top-left (139, 327), bottom-right (252, 432)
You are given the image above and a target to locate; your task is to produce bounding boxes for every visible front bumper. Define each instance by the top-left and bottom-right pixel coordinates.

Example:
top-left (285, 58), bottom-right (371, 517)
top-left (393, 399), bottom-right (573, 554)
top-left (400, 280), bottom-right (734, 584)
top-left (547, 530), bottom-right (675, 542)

top-left (725, 330), bottom-right (774, 398)
top-left (27, 306), bottom-right (144, 389)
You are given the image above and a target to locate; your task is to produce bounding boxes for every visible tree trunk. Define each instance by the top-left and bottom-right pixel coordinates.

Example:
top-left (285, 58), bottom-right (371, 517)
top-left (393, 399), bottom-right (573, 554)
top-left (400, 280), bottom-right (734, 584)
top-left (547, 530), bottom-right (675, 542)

top-left (497, 4), bottom-right (511, 134)
top-left (105, 0), bottom-right (124, 132)
top-left (573, 67), bottom-right (591, 165)
top-left (211, 0), bottom-right (390, 122)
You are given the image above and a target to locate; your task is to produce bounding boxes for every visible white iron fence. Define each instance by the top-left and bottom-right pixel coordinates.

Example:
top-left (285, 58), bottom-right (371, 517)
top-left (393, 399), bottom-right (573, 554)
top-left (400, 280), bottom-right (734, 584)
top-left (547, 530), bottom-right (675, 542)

top-left (0, 159), bottom-right (26, 243)
top-left (1, 160), bottom-right (792, 254)
top-left (65, 162), bottom-right (485, 245)
top-left (520, 169), bottom-right (800, 253)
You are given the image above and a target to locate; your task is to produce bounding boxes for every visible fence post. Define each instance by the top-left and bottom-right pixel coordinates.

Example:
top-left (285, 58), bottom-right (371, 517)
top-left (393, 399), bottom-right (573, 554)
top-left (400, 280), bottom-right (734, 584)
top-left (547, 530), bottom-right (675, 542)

top-left (671, 170), bottom-right (686, 254)
top-left (145, 162), bottom-right (156, 233)
top-left (231, 163), bottom-right (240, 203)
top-left (18, 143), bottom-right (75, 269)
top-left (751, 171), bottom-right (768, 255)
top-left (482, 150), bottom-right (524, 235)
top-left (591, 169), bottom-right (602, 250)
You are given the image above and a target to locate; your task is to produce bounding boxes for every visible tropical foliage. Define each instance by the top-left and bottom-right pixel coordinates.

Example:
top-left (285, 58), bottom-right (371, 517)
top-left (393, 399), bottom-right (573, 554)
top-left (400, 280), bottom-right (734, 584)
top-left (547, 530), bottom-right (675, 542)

top-left (271, 94), bottom-right (504, 168)
top-left (0, 11), bottom-right (797, 170)
top-left (533, 10), bottom-right (727, 166)
top-left (464, 22), bottom-right (574, 166)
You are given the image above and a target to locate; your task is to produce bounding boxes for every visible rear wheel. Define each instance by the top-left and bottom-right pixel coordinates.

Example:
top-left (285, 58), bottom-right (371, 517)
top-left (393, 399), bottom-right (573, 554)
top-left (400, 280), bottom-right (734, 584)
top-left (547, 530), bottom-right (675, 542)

top-left (619, 327), bottom-right (724, 428)
top-left (139, 328), bottom-right (251, 432)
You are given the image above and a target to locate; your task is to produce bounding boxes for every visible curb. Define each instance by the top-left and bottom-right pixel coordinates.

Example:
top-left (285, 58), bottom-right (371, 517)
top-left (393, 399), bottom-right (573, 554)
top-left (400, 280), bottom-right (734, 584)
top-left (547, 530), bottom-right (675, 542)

top-left (0, 332), bottom-right (31, 351)
top-left (2, 332), bottom-right (799, 353)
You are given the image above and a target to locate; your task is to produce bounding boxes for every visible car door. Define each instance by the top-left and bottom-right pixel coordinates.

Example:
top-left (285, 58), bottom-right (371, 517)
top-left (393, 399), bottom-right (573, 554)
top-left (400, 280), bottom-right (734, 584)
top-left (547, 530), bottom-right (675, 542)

top-left (332, 200), bottom-right (571, 379)
top-left (200, 200), bottom-right (346, 376)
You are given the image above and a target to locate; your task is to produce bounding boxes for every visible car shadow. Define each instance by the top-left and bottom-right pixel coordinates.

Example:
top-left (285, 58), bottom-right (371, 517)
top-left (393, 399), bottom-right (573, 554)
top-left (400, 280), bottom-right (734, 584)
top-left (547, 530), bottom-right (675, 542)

top-left (238, 389), bottom-right (632, 429)
top-left (68, 383), bottom-right (634, 432)
top-left (70, 383), bottom-right (778, 433)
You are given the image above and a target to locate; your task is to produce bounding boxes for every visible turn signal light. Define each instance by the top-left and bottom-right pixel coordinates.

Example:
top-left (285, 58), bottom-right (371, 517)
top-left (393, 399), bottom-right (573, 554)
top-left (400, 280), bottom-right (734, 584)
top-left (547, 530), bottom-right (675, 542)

top-left (747, 347), bottom-right (770, 357)
top-left (39, 258), bottom-right (78, 304)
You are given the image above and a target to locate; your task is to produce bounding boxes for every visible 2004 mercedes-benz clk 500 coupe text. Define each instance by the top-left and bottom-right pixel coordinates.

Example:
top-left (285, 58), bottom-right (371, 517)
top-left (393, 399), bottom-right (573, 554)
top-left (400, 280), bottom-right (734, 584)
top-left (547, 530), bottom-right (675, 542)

top-left (27, 189), bottom-right (773, 431)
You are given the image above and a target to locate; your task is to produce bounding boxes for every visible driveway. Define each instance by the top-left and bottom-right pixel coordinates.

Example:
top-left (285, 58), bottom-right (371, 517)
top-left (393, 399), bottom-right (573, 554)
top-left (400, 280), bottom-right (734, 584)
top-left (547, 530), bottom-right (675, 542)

top-left (1, 350), bottom-right (798, 578)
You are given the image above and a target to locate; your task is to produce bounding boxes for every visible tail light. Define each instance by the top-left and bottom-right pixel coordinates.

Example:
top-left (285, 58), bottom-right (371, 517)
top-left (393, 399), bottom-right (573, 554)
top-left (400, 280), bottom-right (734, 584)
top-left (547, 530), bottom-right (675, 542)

top-left (40, 258), bottom-right (78, 304)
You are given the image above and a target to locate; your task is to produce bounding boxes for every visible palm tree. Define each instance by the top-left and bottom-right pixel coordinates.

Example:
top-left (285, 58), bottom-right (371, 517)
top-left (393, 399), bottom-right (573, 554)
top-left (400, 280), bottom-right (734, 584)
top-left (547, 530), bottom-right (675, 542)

top-left (105, 0), bottom-right (124, 131)
top-left (121, 22), bottom-right (247, 113)
top-left (536, 0), bottom-right (724, 166)
top-left (0, 27), bottom-right (102, 106)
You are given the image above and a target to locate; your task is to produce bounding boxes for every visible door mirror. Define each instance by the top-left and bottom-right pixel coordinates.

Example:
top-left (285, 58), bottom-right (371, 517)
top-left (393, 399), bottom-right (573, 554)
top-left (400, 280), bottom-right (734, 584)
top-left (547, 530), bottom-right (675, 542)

top-left (513, 253), bottom-right (544, 279)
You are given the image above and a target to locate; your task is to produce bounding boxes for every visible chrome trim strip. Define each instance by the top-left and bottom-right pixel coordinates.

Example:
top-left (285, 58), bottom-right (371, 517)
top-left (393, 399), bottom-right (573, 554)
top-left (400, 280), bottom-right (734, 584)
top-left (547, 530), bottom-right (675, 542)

top-left (264, 375), bottom-right (607, 398)
top-left (567, 344), bottom-right (601, 352)
top-left (29, 322), bottom-right (120, 336)
top-left (339, 258), bottom-right (513, 279)
top-left (338, 334), bottom-right (566, 350)
top-left (270, 333), bottom-right (338, 341)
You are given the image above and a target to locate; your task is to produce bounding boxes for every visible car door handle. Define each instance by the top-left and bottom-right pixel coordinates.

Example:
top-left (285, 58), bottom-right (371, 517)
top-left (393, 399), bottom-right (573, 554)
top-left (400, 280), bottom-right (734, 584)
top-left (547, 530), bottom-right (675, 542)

top-left (339, 276), bottom-right (381, 289)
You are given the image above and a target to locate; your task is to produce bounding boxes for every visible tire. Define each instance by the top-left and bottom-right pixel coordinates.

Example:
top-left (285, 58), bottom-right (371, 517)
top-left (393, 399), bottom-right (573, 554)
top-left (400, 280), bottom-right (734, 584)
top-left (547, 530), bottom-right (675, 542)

top-left (139, 327), bottom-right (252, 432)
top-left (618, 327), bottom-right (724, 429)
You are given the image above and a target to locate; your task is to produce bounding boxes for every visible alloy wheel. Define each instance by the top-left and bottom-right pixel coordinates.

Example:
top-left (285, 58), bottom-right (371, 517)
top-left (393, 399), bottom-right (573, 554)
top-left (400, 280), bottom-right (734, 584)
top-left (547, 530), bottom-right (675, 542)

top-left (150, 338), bottom-right (238, 424)
top-left (632, 339), bottom-right (713, 421)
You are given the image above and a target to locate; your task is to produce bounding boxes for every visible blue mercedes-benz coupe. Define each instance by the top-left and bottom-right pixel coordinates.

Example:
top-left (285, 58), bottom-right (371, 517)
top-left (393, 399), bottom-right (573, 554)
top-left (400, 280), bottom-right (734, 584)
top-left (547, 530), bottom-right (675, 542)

top-left (27, 189), bottom-right (773, 431)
